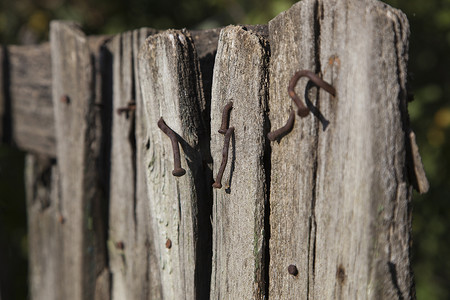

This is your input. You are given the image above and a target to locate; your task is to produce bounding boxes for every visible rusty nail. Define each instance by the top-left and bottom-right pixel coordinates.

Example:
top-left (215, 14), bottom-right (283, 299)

top-left (115, 241), bottom-right (125, 250)
top-left (116, 101), bottom-right (136, 115)
top-left (288, 70), bottom-right (336, 117)
top-left (213, 126), bottom-right (234, 189)
top-left (60, 95), bottom-right (70, 104)
top-left (58, 214), bottom-right (65, 224)
top-left (166, 239), bottom-right (172, 249)
top-left (288, 264), bottom-right (298, 276)
top-left (218, 101), bottom-right (233, 134)
top-left (157, 117), bottom-right (186, 177)
top-left (267, 110), bottom-right (295, 141)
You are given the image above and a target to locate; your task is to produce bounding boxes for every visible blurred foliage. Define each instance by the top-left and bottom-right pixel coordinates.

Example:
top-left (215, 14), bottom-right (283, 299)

top-left (0, 0), bottom-right (449, 299)
top-left (0, 147), bottom-right (27, 300)
top-left (0, 0), bottom-right (295, 44)
top-left (384, 0), bottom-right (450, 299)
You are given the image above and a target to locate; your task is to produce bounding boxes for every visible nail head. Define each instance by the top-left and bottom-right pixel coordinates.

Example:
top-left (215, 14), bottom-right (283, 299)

top-left (172, 168), bottom-right (186, 177)
top-left (60, 95), bottom-right (70, 104)
top-left (288, 264), bottom-right (298, 276)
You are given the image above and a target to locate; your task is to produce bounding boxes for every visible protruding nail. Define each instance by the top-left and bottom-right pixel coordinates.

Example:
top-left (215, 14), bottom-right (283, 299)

top-left (58, 214), bottom-right (65, 224)
top-left (267, 110), bottom-right (295, 141)
top-left (115, 241), bottom-right (125, 250)
top-left (288, 264), bottom-right (298, 276)
top-left (288, 70), bottom-right (336, 117)
top-left (157, 117), bottom-right (186, 177)
top-left (60, 95), bottom-right (70, 104)
top-left (218, 101), bottom-right (233, 134)
top-left (213, 127), bottom-right (234, 189)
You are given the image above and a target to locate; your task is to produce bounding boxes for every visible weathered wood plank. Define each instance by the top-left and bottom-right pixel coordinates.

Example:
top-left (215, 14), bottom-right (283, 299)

top-left (107, 29), bottom-right (136, 300)
top-left (138, 29), bottom-right (210, 299)
top-left (25, 154), bottom-right (62, 300)
top-left (132, 27), bottom-right (165, 299)
top-left (6, 43), bottom-right (55, 156)
top-left (315, 0), bottom-right (414, 298)
top-left (267, 1), bottom-right (320, 298)
top-left (209, 25), bottom-right (269, 300)
top-left (268, 0), bottom-right (415, 298)
top-left (50, 21), bottom-right (109, 300)
top-left (107, 28), bottom-right (165, 299)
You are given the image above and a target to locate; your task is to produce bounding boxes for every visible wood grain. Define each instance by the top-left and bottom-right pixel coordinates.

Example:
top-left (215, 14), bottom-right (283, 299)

top-left (268, 0), bottom-right (415, 298)
top-left (138, 29), bottom-right (210, 300)
top-left (50, 21), bottom-right (109, 300)
top-left (6, 43), bottom-right (55, 155)
top-left (268, 1), bottom-right (320, 298)
top-left (25, 154), bottom-right (62, 300)
top-left (107, 28), bottom-right (164, 300)
top-left (209, 25), bottom-right (269, 300)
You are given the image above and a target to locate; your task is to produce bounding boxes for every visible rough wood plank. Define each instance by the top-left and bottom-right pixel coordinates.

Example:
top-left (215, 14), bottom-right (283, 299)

top-left (25, 154), bottom-right (63, 300)
top-left (6, 43), bottom-right (55, 156)
top-left (315, 1), bottom-right (414, 298)
top-left (107, 29), bottom-right (136, 300)
top-left (138, 29), bottom-right (210, 300)
top-left (107, 28), bottom-right (165, 300)
top-left (268, 0), bottom-right (415, 298)
top-left (50, 21), bottom-right (109, 300)
top-left (132, 27), bottom-right (164, 299)
top-left (209, 25), bottom-right (269, 300)
top-left (268, 1), bottom-right (320, 298)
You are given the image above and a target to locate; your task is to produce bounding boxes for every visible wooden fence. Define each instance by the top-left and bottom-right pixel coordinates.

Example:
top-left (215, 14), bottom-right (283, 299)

top-left (0, 0), bottom-right (429, 299)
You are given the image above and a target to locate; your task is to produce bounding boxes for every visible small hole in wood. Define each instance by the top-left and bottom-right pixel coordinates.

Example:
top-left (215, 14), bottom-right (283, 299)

top-left (336, 264), bottom-right (346, 285)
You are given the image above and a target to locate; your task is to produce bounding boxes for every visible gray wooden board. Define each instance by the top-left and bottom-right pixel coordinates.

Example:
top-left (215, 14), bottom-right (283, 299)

top-left (268, 0), bottom-right (415, 298)
top-left (133, 27), bottom-right (165, 299)
top-left (0, 37), bottom-right (107, 157)
top-left (268, 0), bottom-right (320, 298)
top-left (107, 29), bottom-right (136, 300)
top-left (107, 28), bottom-right (165, 300)
top-left (138, 29), bottom-right (210, 299)
top-left (315, 0), bottom-right (414, 298)
top-left (209, 25), bottom-right (269, 300)
top-left (50, 21), bottom-right (109, 300)
top-left (25, 155), bottom-right (62, 300)
top-left (6, 43), bottom-right (55, 156)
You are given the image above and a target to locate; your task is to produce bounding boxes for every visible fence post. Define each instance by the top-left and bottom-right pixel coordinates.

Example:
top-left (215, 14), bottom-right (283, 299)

top-left (209, 25), bottom-right (270, 299)
top-left (138, 30), bottom-right (212, 299)
top-left (49, 21), bottom-right (110, 300)
top-left (25, 155), bottom-right (60, 300)
top-left (106, 28), bottom-right (165, 299)
top-left (268, 0), bottom-right (415, 298)
top-left (1, 1), bottom-right (427, 299)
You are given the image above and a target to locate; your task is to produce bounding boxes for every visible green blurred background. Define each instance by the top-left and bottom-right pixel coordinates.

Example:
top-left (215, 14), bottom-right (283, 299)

top-left (0, 0), bottom-right (448, 299)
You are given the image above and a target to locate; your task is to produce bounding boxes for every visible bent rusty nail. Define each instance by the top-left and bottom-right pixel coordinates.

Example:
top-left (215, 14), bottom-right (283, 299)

top-left (267, 110), bottom-right (295, 141)
top-left (213, 126), bottom-right (234, 189)
top-left (116, 101), bottom-right (136, 115)
top-left (218, 101), bottom-right (233, 134)
top-left (157, 117), bottom-right (186, 177)
top-left (288, 70), bottom-right (336, 117)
